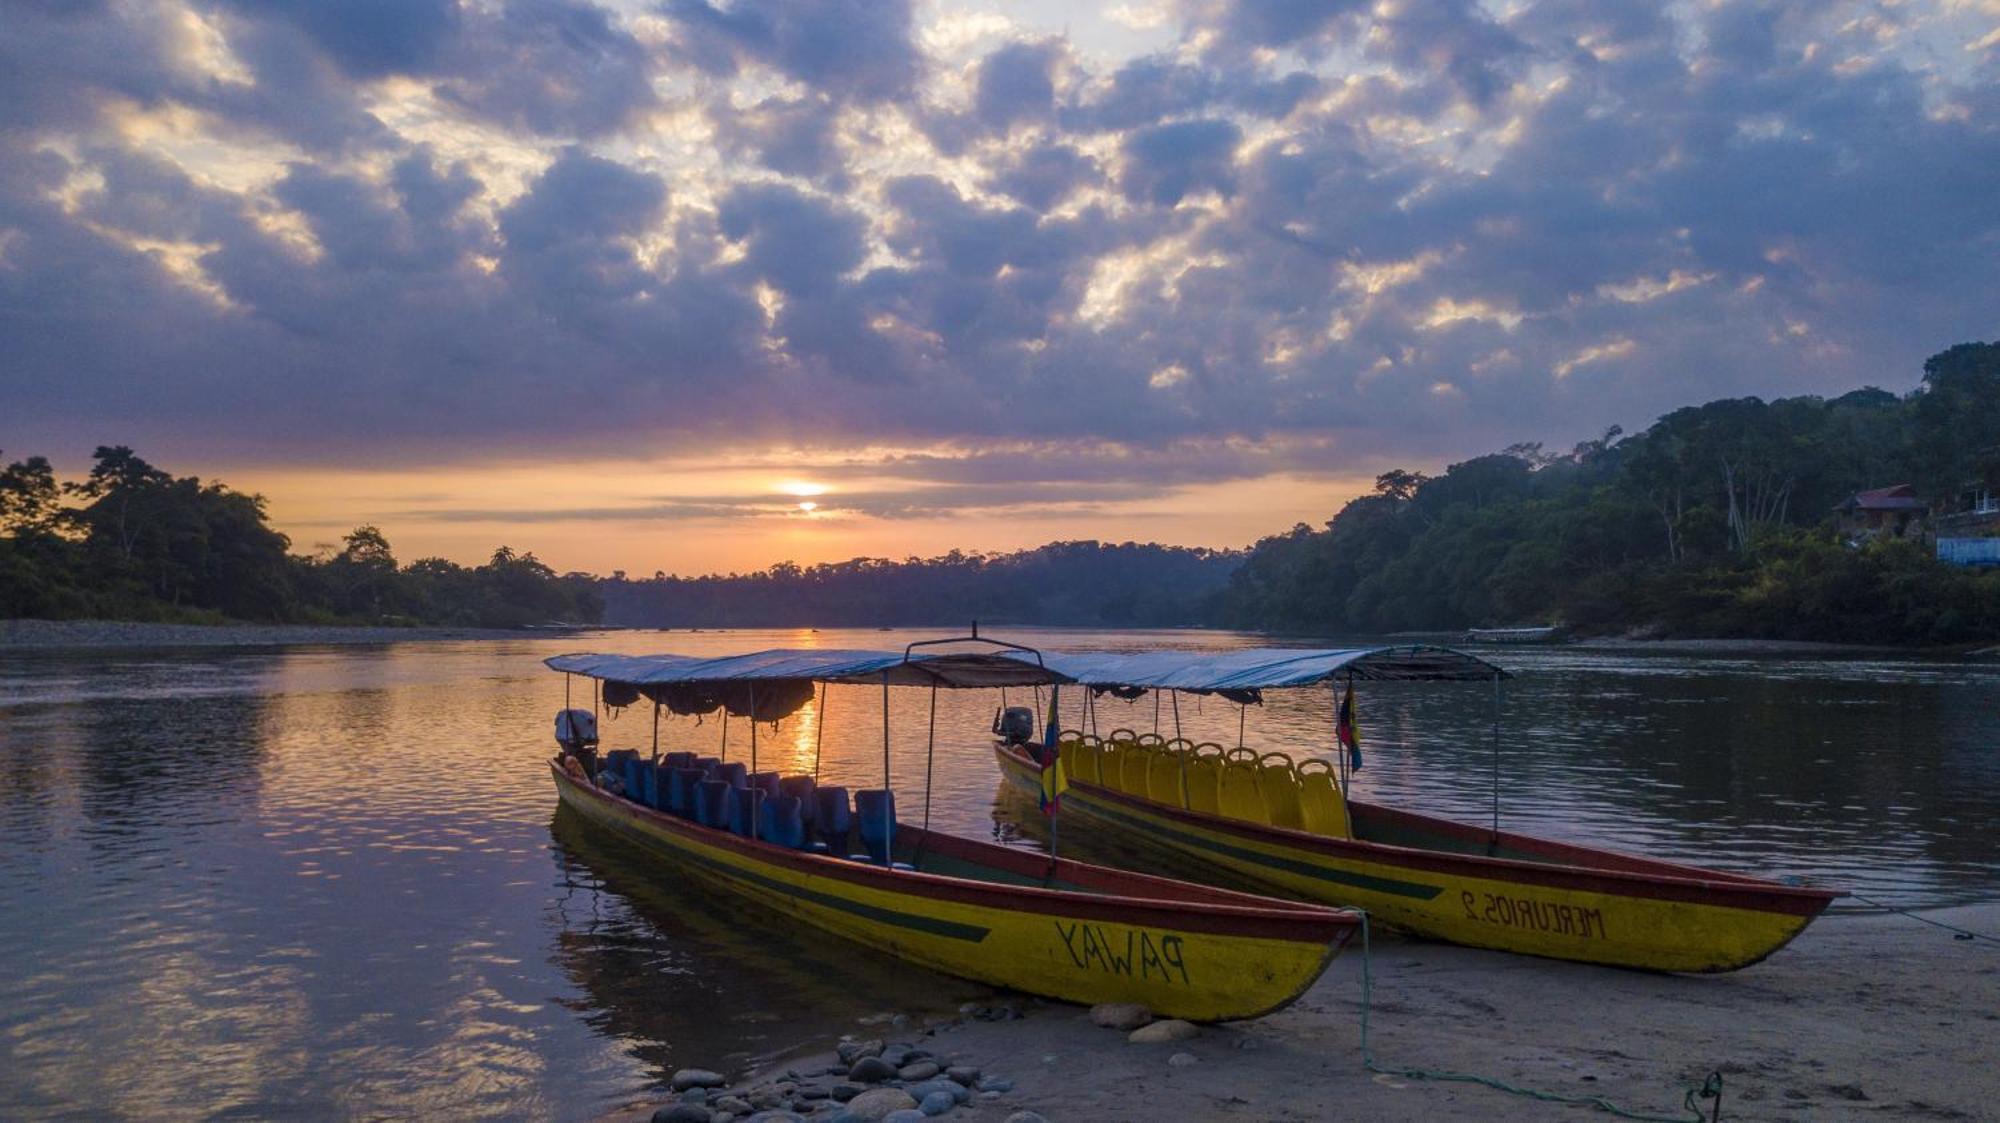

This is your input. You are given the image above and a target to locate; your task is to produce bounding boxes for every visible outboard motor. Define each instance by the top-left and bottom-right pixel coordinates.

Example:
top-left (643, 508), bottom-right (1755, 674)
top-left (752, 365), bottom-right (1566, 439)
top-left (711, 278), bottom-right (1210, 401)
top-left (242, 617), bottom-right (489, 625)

top-left (993, 705), bottom-right (1036, 745)
top-left (555, 708), bottom-right (600, 777)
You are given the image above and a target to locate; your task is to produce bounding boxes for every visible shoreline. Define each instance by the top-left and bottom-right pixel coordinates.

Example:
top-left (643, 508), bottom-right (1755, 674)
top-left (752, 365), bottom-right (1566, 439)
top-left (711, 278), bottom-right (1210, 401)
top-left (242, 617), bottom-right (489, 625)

top-left (613, 903), bottom-right (2000, 1122)
top-left (0, 618), bottom-right (591, 650)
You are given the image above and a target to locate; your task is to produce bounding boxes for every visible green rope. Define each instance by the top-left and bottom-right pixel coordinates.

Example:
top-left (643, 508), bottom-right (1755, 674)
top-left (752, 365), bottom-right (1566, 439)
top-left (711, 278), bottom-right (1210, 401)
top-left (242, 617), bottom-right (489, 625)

top-left (1356, 913), bottom-right (1723, 1123)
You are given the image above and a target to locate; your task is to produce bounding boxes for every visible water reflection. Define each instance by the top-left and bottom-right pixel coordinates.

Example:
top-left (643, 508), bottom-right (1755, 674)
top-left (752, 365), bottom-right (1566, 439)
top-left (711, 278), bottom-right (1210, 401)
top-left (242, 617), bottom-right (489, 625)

top-left (0, 631), bottom-right (1996, 1119)
top-left (547, 805), bottom-right (984, 1080)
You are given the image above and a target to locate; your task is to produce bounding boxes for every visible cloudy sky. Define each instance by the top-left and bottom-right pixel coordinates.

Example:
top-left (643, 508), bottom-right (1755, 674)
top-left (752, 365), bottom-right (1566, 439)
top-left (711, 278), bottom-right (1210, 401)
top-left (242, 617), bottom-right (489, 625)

top-left (3, 0), bottom-right (1996, 573)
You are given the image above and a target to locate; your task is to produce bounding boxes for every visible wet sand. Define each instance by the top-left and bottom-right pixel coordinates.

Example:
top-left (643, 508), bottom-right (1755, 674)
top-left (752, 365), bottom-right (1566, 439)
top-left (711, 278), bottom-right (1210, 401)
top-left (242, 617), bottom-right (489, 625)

top-left (633, 903), bottom-right (1999, 1121)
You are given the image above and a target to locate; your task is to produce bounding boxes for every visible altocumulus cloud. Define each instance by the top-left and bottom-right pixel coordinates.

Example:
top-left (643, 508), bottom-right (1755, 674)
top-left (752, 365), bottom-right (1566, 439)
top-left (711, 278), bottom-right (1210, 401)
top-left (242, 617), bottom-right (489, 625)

top-left (1, 0), bottom-right (1997, 484)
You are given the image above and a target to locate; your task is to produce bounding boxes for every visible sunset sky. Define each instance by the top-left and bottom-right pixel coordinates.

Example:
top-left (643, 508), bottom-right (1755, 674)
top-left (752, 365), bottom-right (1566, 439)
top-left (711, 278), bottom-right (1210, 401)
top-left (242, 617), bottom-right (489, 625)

top-left (4, 1), bottom-right (1997, 575)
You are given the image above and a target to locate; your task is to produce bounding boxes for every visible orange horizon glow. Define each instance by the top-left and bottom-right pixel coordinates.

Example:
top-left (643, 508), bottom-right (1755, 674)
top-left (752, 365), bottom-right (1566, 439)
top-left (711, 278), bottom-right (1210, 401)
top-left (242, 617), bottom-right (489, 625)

top-left (198, 451), bottom-right (1383, 576)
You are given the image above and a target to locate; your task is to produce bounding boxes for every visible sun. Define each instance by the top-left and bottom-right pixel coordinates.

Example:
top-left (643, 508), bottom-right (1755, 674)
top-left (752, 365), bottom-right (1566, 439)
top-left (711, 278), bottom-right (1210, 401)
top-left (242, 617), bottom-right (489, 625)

top-left (778, 479), bottom-right (827, 497)
top-left (797, 500), bottom-right (818, 512)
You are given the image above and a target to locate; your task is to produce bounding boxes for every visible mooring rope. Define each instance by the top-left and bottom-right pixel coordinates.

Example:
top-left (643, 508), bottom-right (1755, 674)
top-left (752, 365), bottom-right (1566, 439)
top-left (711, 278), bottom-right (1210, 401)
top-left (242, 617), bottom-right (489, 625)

top-left (1355, 913), bottom-right (1723, 1123)
top-left (1845, 891), bottom-right (1999, 944)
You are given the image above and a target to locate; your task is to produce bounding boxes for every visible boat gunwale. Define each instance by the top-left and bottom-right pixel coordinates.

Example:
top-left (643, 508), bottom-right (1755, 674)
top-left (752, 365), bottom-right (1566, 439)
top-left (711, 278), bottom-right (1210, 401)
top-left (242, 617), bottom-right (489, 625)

top-left (994, 745), bottom-right (1841, 917)
top-left (552, 762), bottom-right (1357, 943)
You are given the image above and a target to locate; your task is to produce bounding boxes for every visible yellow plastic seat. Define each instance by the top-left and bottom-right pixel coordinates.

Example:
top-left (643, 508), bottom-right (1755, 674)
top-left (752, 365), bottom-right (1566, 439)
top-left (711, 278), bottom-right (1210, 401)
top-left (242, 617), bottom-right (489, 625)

top-left (1258, 751), bottom-right (1305, 830)
top-left (1072, 735), bottom-right (1103, 785)
top-left (1097, 740), bottom-right (1126, 791)
top-left (1120, 744), bottom-right (1155, 795)
top-left (1217, 761), bottom-right (1269, 824)
top-left (1146, 744), bottom-right (1187, 807)
top-left (1296, 759), bottom-right (1351, 837)
top-left (1184, 744), bottom-right (1224, 814)
top-left (1136, 731), bottom-right (1166, 748)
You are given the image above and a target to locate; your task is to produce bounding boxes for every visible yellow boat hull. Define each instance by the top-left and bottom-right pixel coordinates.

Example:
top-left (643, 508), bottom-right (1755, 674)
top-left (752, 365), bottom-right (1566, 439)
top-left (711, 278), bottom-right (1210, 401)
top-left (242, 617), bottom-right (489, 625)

top-left (554, 764), bottom-right (1354, 1020)
top-left (997, 747), bottom-right (1838, 973)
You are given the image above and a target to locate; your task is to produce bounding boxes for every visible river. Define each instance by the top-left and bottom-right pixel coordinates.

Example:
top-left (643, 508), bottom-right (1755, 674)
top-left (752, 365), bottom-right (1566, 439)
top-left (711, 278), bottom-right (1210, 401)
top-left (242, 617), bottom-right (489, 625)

top-left (2, 628), bottom-right (1995, 1119)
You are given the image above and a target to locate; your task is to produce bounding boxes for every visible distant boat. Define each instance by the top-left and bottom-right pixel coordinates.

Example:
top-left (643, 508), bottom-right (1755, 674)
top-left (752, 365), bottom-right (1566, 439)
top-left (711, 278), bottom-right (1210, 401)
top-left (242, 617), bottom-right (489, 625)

top-left (989, 645), bottom-right (1841, 973)
top-left (1461, 625), bottom-right (1566, 644)
top-left (543, 642), bottom-right (1358, 1020)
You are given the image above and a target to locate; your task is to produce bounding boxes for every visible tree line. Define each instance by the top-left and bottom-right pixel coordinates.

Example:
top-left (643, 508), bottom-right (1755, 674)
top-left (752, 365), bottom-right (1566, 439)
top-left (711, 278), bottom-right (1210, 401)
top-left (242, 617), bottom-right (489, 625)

top-left (601, 540), bottom-right (1242, 628)
top-left (1214, 342), bottom-right (2000, 645)
top-left (0, 447), bottom-right (601, 627)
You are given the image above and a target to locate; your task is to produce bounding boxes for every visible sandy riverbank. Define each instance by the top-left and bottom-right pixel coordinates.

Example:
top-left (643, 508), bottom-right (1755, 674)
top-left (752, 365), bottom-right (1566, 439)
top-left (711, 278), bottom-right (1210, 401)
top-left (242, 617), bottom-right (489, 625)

top-left (0, 618), bottom-right (588, 650)
top-left (618, 903), bottom-right (1999, 1122)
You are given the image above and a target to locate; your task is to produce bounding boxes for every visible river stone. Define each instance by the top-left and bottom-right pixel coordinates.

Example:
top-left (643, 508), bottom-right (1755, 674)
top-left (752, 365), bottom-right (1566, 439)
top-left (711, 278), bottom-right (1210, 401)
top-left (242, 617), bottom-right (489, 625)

top-left (1129, 1018), bottom-right (1199, 1044)
top-left (749, 1089), bottom-right (784, 1109)
top-left (838, 1040), bottom-right (884, 1065)
top-left (848, 1056), bottom-right (897, 1084)
top-left (898, 1061), bottom-right (940, 1082)
top-left (976, 1077), bottom-right (1012, 1094)
top-left (918, 1091), bottom-right (955, 1116)
top-left (1004, 1113), bottom-right (1050, 1123)
top-left (1168, 1052), bottom-right (1199, 1067)
top-left (1089, 1003), bottom-right (1153, 1030)
top-left (796, 1085), bottom-right (831, 1101)
top-left (882, 1112), bottom-right (927, 1123)
top-left (905, 1080), bottom-right (968, 1106)
top-left (978, 1092), bottom-right (1000, 1102)
top-left (829, 1083), bottom-right (865, 1102)
top-left (652, 1106), bottom-right (711, 1123)
top-left (844, 1088), bottom-right (918, 1121)
top-left (943, 1066), bottom-right (980, 1087)
top-left (673, 1068), bottom-right (728, 1091)
top-left (714, 1094), bottom-right (753, 1113)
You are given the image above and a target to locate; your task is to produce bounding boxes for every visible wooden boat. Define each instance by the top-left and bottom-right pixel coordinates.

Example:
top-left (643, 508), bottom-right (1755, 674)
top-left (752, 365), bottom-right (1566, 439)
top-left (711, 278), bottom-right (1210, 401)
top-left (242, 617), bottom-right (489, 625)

top-left (544, 644), bottom-right (1356, 1021)
top-left (1461, 625), bottom-right (1566, 644)
top-left (990, 645), bottom-right (1841, 973)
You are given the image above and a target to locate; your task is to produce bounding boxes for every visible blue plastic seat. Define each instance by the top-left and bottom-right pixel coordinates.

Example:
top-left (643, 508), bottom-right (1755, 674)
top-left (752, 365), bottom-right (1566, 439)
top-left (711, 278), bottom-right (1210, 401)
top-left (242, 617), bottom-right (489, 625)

top-left (662, 751), bottom-right (698, 770)
top-left (666, 767), bottom-right (706, 816)
top-left (693, 756), bottom-right (721, 777)
top-left (640, 762), bottom-right (664, 808)
top-left (715, 761), bottom-right (748, 789)
top-left (748, 771), bottom-right (782, 797)
top-left (855, 789), bottom-right (896, 865)
top-left (622, 755), bottom-right (648, 803)
top-left (814, 786), bottom-right (851, 851)
top-left (694, 780), bottom-right (736, 830)
top-left (759, 795), bottom-right (806, 848)
top-left (779, 776), bottom-right (818, 827)
top-left (730, 788), bottom-right (766, 838)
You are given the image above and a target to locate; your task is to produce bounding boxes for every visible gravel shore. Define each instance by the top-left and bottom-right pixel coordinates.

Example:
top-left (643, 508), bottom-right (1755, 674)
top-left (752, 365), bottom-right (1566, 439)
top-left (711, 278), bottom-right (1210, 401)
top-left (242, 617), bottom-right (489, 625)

top-left (609, 903), bottom-right (2000, 1122)
top-left (0, 618), bottom-right (577, 650)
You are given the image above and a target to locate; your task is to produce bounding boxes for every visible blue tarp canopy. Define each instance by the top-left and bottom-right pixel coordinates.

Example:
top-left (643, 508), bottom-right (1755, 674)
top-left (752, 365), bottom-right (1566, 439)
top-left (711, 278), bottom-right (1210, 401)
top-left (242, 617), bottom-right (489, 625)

top-left (1031, 645), bottom-right (1506, 689)
top-left (544, 647), bottom-right (1067, 689)
top-left (546, 643), bottom-right (1503, 692)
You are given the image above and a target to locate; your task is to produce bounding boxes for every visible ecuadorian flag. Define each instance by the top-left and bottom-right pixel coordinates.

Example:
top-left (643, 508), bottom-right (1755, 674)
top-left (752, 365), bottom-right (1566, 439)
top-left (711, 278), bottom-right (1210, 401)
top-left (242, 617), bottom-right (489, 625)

top-left (1337, 681), bottom-right (1362, 771)
top-left (1038, 685), bottom-right (1068, 816)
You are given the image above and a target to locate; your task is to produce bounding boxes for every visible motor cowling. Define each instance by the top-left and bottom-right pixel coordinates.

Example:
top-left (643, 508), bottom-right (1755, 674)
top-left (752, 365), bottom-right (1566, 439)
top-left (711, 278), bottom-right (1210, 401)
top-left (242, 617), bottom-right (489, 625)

top-left (993, 705), bottom-right (1036, 745)
top-left (555, 708), bottom-right (599, 751)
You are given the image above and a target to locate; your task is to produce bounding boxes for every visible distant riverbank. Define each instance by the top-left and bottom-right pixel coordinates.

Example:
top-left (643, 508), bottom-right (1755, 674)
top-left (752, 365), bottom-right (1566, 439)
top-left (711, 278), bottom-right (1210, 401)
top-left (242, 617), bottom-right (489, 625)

top-left (0, 618), bottom-right (591, 650)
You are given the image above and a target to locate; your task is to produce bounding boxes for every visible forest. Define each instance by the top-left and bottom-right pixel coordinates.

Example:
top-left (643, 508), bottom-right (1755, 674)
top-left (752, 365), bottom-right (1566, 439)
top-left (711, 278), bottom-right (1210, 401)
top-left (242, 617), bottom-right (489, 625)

top-left (1214, 342), bottom-right (2000, 644)
top-left (6, 341), bottom-right (1998, 642)
top-left (0, 446), bottom-right (600, 627)
top-left (600, 540), bottom-right (1241, 628)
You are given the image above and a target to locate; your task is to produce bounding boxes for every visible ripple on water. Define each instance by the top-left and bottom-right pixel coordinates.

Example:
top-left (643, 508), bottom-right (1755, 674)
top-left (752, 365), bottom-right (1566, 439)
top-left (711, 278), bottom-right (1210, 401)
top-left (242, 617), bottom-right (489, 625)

top-left (2, 631), bottom-right (1997, 1119)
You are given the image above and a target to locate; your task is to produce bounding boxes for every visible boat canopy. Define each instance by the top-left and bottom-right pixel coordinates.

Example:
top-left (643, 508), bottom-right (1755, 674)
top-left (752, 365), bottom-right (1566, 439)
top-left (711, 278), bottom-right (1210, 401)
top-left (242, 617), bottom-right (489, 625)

top-left (544, 647), bottom-right (1068, 689)
top-left (1028, 645), bottom-right (1507, 690)
top-left (548, 643), bottom-right (1505, 694)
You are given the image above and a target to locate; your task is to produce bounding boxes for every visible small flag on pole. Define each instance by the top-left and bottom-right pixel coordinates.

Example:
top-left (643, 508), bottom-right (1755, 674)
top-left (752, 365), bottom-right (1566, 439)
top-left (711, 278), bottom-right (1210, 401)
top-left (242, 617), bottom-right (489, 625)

top-left (1337, 681), bottom-right (1362, 771)
top-left (1038, 685), bottom-right (1068, 816)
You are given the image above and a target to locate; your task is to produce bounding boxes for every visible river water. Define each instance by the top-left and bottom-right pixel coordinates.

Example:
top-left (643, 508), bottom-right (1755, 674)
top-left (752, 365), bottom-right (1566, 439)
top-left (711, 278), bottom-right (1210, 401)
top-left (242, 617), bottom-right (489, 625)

top-left (2, 628), bottom-right (1995, 1119)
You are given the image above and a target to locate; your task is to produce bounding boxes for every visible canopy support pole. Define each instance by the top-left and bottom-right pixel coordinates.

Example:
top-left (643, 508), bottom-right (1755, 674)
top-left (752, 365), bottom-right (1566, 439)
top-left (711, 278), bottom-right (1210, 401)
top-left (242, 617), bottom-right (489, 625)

top-left (880, 671), bottom-right (893, 869)
top-left (1152, 689), bottom-right (1160, 735)
top-left (1173, 690), bottom-right (1190, 808)
top-left (810, 682), bottom-right (827, 784)
top-left (719, 707), bottom-right (728, 761)
top-left (918, 682), bottom-right (938, 868)
top-left (1489, 672), bottom-right (1503, 848)
top-left (749, 681), bottom-right (758, 779)
top-left (564, 673), bottom-right (571, 709)
top-left (650, 701), bottom-right (660, 762)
